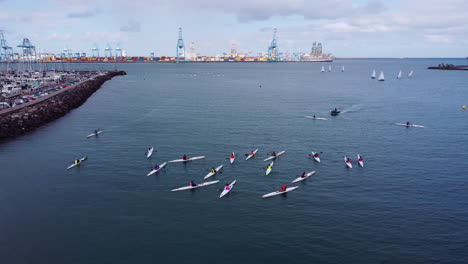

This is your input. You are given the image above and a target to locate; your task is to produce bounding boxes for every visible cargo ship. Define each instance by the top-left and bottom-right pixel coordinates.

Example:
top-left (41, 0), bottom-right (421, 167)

top-left (300, 41), bottom-right (334, 62)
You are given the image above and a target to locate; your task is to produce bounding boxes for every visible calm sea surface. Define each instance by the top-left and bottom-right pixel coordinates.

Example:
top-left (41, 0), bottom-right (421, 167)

top-left (1, 59), bottom-right (467, 264)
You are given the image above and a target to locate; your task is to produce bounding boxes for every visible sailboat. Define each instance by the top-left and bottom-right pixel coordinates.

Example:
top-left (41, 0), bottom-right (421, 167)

top-left (378, 71), bottom-right (385, 81)
top-left (328, 65), bottom-right (332, 72)
top-left (397, 70), bottom-right (402, 79)
top-left (341, 66), bottom-right (345, 72)
top-left (408, 70), bottom-right (414, 78)
top-left (371, 70), bottom-right (376, 79)
top-left (321, 66), bottom-right (325, 72)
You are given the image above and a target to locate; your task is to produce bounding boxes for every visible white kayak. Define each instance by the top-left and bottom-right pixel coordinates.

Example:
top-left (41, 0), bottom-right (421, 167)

top-left (291, 171), bottom-right (316, 183)
top-left (264, 151), bottom-right (286, 161)
top-left (86, 130), bottom-right (103, 138)
top-left (357, 154), bottom-right (364, 167)
top-left (171, 180), bottom-right (219, 192)
top-left (245, 149), bottom-right (258, 160)
top-left (146, 162), bottom-right (167, 176)
top-left (304, 116), bottom-right (327, 120)
top-left (266, 161), bottom-right (274, 176)
top-left (204, 165), bottom-right (224, 179)
top-left (311, 152), bottom-right (321, 163)
top-left (219, 180), bottom-right (237, 198)
top-left (262, 186), bottom-right (299, 198)
top-left (146, 147), bottom-right (154, 158)
top-left (229, 152), bottom-right (235, 164)
top-left (168, 156), bottom-right (206, 163)
top-left (67, 157), bottom-right (87, 169)
top-left (395, 123), bottom-right (425, 128)
top-left (344, 156), bottom-right (353, 168)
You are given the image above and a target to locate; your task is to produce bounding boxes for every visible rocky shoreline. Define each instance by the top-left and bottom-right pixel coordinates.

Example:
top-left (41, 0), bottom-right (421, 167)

top-left (0, 71), bottom-right (126, 141)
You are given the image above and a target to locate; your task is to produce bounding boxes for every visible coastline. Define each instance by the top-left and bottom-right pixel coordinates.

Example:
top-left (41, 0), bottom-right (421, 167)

top-left (0, 71), bottom-right (126, 142)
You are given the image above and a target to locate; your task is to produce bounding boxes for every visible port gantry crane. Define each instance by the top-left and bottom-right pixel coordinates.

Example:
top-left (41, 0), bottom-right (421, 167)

top-left (268, 28), bottom-right (279, 61)
top-left (176, 27), bottom-right (185, 62)
top-left (0, 30), bottom-right (13, 71)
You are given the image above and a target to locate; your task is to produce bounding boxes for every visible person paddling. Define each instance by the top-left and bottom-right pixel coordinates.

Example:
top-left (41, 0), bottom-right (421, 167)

top-left (406, 121), bottom-right (411, 126)
top-left (224, 184), bottom-right (230, 190)
top-left (182, 154), bottom-right (188, 160)
top-left (358, 156), bottom-right (363, 162)
top-left (300, 172), bottom-right (306, 178)
top-left (189, 180), bottom-right (197, 187)
top-left (249, 151), bottom-right (255, 156)
top-left (314, 153), bottom-right (319, 158)
top-left (230, 153), bottom-right (235, 159)
top-left (271, 151), bottom-right (276, 157)
top-left (279, 184), bottom-right (287, 192)
top-left (74, 159), bottom-right (79, 165)
top-left (153, 164), bottom-right (160, 170)
top-left (210, 167), bottom-right (216, 174)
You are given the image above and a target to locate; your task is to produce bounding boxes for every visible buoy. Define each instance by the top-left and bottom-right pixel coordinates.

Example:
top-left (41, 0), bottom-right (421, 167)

top-left (462, 105), bottom-right (467, 110)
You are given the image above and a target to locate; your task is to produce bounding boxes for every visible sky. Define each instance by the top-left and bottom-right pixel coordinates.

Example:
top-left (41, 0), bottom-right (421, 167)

top-left (0, 0), bottom-right (467, 58)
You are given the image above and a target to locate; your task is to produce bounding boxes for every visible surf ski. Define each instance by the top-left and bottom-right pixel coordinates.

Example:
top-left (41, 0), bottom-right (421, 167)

top-left (171, 180), bottom-right (219, 192)
top-left (146, 162), bottom-right (167, 176)
top-left (67, 157), bottom-right (87, 169)
top-left (291, 171), bottom-right (316, 183)
top-left (168, 156), bottom-right (205, 163)
top-left (266, 161), bottom-right (275, 176)
top-left (219, 180), bottom-right (237, 198)
top-left (344, 156), bottom-right (353, 168)
top-left (262, 186), bottom-right (299, 198)
top-left (245, 149), bottom-right (258, 160)
top-left (264, 151), bottom-right (286, 161)
top-left (204, 165), bottom-right (224, 179)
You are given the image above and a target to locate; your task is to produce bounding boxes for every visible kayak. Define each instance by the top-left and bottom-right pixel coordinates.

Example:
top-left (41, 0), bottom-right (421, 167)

top-left (395, 123), bottom-right (425, 128)
top-left (146, 147), bottom-right (154, 158)
top-left (357, 154), bottom-right (364, 167)
top-left (229, 152), bottom-right (235, 164)
top-left (168, 156), bottom-right (205, 163)
top-left (171, 180), bottom-right (219, 192)
top-left (204, 165), bottom-right (224, 179)
top-left (291, 171), bottom-right (316, 183)
top-left (219, 180), bottom-right (237, 198)
top-left (305, 116), bottom-right (327, 120)
top-left (344, 156), bottom-right (353, 168)
top-left (262, 186), bottom-right (299, 198)
top-left (266, 161), bottom-right (274, 176)
top-left (264, 150), bottom-right (286, 161)
top-left (311, 152), bottom-right (321, 163)
top-left (66, 156), bottom-right (87, 169)
top-left (245, 149), bottom-right (258, 160)
top-left (86, 130), bottom-right (103, 138)
top-left (146, 162), bottom-right (167, 176)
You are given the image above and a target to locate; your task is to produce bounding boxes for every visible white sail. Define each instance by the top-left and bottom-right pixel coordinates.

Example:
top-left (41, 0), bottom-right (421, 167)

top-left (408, 70), bottom-right (414, 78)
top-left (328, 65), bottom-right (332, 72)
top-left (378, 71), bottom-right (385, 81)
top-left (371, 70), bottom-right (376, 79)
top-left (321, 66), bottom-right (325, 72)
top-left (341, 66), bottom-right (345, 72)
top-left (397, 70), bottom-right (402, 79)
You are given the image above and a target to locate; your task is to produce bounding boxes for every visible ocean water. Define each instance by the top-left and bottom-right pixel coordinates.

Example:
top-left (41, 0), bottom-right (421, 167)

top-left (1, 59), bottom-right (467, 264)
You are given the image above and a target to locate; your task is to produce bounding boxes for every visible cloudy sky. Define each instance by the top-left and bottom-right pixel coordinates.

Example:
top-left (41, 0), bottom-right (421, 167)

top-left (1, 0), bottom-right (467, 57)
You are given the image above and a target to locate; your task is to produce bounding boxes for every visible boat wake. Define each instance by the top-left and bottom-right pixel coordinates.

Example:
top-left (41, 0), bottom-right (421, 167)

top-left (341, 104), bottom-right (363, 114)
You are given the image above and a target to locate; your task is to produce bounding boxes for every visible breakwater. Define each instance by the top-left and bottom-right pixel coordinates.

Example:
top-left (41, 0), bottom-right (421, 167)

top-left (0, 71), bottom-right (126, 141)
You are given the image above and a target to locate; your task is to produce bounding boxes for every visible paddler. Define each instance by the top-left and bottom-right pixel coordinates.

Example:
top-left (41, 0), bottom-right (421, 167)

top-left (300, 172), bottom-right (306, 178)
top-left (406, 121), bottom-right (411, 126)
top-left (271, 151), bottom-right (276, 157)
top-left (358, 156), bottom-right (363, 162)
top-left (153, 164), bottom-right (160, 170)
top-left (230, 153), bottom-right (235, 159)
top-left (189, 180), bottom-right (197, 187)
top-left (249, 151), bottom-right (255, 156)
top-left (314, 153), bottom-right (319, 158)
top-left (182, 154), bottom-right (188, 160)
top-left (346, 157), bottom-right (351, 163)
top-left (210, 167), bottom-right (216, 174)
top-left (224, 184), bottom-right (230, 190)
top-left (74, 159), bottom-right (79, 165)
top-left (267, 164), bottom-right (273, 170)
top-left (278, 184), bottom-right (287, 192)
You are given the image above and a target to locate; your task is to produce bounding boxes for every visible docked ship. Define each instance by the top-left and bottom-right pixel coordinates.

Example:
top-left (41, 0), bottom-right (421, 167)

top-left (301, 41), bottom-right (334, 62)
